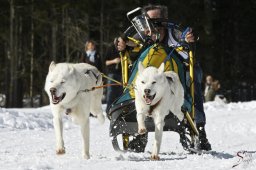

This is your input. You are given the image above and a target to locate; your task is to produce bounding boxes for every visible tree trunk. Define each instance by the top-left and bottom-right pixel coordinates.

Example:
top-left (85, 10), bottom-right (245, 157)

top-left (30, 0), bottom-right (34, 107)
top-left (64, 9), bottom-right (70, 62)
top-left (8, 0), bottom-right (15, 107)
top-left (52, 7), bottom-right (57, 61)
top-left (15, 16), bottom-right (23, 107)
top-left (4, 42), bottom-right (10, 108)
top-left (99, 0), bottom-right (104, 71)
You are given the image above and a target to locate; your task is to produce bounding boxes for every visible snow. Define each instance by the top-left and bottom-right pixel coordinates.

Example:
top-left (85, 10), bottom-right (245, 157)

top-left (0, 101), bottom-right (256, 170)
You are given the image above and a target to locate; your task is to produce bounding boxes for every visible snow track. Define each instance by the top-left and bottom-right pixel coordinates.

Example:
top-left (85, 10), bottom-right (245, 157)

top-left (0, 101), bottom-right (256, 170)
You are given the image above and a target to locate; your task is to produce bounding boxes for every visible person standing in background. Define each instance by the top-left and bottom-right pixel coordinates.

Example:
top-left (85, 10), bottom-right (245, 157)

top-left (105, 37), bottom-right (123, 109)
top-left (81, 40), bottom-right (103, 72)
top-left (204, 75), bottom-right (215, 102)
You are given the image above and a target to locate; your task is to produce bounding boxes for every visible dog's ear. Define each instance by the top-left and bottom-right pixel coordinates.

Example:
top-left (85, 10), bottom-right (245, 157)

top-left (158, 63), bottom-right (165, 73)
top-left (69, 66), bottom-right (74, 74)
top-left (85, 69), bottom-right (98, 83)
top-left (138, 61), bottom-right (145, 73)
top-left (165, 71), bottom-right (179, 83)
top-left (49, 61), bottom-right (56, 72)
top-left (165, 71), bottom-right (180, 93)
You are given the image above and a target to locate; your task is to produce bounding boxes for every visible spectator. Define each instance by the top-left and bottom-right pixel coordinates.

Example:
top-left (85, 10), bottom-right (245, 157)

top-left (80, 40), bottom-right (103, 72)
top-left (105, 37), bottom-right (123, 109)
top-left (212, 80), bottom-right (227, 103)
top-left (212, 80), bottom-right (221, 92)
top-left (204, 75), bottom-right (215, 102)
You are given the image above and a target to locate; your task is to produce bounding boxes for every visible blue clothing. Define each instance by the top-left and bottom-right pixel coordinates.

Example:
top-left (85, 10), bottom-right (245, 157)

top-left (186, 63), bottom-right (206, 124)
top-left (106, 73), bottom-right (123, 109)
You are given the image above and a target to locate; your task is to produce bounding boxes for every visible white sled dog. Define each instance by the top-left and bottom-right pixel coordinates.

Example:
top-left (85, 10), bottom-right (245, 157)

top-left (134, 62), bottom-right (184, 160)
top-left (44, 62), bottom-right (105, 159)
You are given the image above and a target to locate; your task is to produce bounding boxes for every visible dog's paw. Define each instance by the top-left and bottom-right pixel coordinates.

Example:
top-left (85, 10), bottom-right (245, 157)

top-left (56, 148), bottom-right (65, 155)
top-left (97, 114), bottom-right (105, 125)
top-left (138, 128), bottom-right (147, 134)
top-left (83, 154), bottom-right (90, 160)
top-left (150, 154), bottom-right (160, 160)
top-left (176, 113), bottom-right (184, 122)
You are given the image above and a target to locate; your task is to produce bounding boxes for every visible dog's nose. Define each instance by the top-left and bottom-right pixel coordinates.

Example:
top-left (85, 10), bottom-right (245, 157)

top-left (144, 89), bottom-right (151, 95)
top-left (50, 88), bottom-right (57, 94)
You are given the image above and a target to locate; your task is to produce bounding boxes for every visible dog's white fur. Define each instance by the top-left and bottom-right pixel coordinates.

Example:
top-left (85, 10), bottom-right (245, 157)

top-left (44, 62), bottom-right (105, 159)
top-left (134, 62), bottom-right (184, 160)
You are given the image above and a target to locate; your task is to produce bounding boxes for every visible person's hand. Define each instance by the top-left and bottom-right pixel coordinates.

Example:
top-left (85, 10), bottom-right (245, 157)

top-left (117, 37), bottom-right (126, 51)
top-left (185, 28), bottom-right (195, 43)
top-left (113, 57), bottom-right (121, 64)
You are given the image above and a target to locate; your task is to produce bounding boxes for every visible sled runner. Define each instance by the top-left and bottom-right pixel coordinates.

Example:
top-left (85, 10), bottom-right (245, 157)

top-left (106, 7), bottom-right (199, 153)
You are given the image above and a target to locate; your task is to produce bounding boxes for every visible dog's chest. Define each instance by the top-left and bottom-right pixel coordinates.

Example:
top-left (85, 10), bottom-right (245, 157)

top-left (145, 99), bottom-right (162, 117)
top-left (146, 106), bottom-right (156, 117)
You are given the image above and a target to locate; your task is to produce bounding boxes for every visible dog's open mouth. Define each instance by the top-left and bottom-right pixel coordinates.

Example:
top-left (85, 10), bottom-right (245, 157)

top-left (143, 94), bottom-right (156, 105)
top-left (51, 93), bottom-right (66, 104)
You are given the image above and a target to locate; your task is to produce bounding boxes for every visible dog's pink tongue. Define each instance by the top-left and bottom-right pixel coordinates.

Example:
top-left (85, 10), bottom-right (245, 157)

top-left (53, 95), bottom-right (60, 100)
top-left (145, 97), bottom-right (152, 104)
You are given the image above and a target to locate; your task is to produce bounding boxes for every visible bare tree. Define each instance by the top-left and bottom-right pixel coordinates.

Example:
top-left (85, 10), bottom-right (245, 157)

top-left (30, 0), bottom-right (34, 107)
top-left (8, 0), bottom-right (15, 107)
top-left (51, 6), bottom-right (57, 62)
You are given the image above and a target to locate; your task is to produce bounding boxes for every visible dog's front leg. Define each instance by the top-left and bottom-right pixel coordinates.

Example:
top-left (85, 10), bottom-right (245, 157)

top-left (53, 111), bottom-right (65, 155)
top-left (151, 117), bottom-right (164, 160)
top-left (81, 118), bottom-right (90, 159)
top-left (137, 112), bottom-right (147, 134)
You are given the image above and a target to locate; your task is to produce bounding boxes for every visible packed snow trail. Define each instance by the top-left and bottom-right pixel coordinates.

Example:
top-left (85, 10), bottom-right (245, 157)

top-left (0, 101), bottom-right (256, 170)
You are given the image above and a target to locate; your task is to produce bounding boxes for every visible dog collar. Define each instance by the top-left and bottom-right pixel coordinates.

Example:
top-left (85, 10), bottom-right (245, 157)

top-left (148, 98), bottom-right (162, 116)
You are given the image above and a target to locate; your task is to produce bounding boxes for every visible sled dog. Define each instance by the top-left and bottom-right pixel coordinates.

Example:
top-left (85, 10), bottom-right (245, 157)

top-left (134, 62), bottom-right (184, 160)
top-left (44, 62), bottom-right (105, 159)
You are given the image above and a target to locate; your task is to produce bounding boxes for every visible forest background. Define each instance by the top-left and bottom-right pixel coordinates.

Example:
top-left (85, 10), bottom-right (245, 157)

top-left (0, 0), bottom-right (255, 107)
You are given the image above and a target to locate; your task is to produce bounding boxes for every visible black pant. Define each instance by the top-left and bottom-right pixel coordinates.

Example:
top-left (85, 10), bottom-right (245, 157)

top-left (106, 73), bottom-right (123, 109)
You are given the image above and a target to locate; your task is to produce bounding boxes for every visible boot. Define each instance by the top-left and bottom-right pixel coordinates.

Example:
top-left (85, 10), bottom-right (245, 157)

top-left (179, 129), bottom-right (189, 150)
top-left (196, 123), bottom-right (212, 151)
top-left (128, 133), bottom-right (148, 153)
top-left (179, 119), bottom-right (190, 151)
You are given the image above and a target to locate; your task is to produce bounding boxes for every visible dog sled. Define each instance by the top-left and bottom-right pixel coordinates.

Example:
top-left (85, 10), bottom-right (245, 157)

top-left (106, 7), bottom-right (199, 153)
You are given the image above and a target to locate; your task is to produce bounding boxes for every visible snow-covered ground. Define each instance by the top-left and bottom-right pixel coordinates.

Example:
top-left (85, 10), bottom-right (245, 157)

top-left (0, 101), bottom-right (256, 170)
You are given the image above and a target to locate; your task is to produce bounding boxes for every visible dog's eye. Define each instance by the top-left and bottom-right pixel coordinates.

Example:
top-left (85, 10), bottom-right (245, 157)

top-left (141, 81), bottom-right (145, 84)
top-left (61, 80), bottom-right (65, 84)
top-left (152, 81), bottom-right (156, 84)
